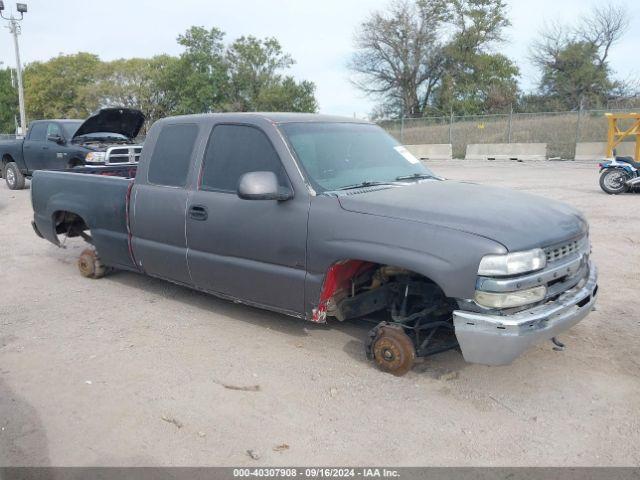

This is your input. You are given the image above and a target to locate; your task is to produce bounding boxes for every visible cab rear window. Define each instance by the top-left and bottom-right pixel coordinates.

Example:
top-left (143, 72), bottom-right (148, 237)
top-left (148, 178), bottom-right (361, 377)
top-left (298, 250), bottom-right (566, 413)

top-left (147, 124), bottom-right (198, 187)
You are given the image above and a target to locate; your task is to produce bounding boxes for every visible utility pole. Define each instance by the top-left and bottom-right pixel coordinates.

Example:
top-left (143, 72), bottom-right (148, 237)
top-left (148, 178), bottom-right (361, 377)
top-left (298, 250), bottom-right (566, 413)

top-left (0, 2), bottom-right (28, 137)
top-left (448, 105), bottom-right (453, 145)
top-left (507, 103), bottom-right (513, 143)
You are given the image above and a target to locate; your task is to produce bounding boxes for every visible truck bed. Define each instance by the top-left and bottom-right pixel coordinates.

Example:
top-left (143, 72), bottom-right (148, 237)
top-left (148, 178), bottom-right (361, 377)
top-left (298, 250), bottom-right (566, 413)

top-left (70, 164), bottom-right (138, 178)
top-left (31, 169), bottom-right (137, 271)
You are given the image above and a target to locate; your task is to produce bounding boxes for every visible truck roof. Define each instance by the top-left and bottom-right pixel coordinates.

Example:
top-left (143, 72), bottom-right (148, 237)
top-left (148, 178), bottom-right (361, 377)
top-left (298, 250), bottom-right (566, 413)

top-left (157, 112), bottom-right (372, 125)
top-left (30, 119), bottom-right (83, 124)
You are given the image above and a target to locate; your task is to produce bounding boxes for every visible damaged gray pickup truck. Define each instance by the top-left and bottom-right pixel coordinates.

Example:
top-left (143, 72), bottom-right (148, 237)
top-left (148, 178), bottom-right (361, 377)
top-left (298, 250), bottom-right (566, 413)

top-left (31, 113), bottom-right (598, 375)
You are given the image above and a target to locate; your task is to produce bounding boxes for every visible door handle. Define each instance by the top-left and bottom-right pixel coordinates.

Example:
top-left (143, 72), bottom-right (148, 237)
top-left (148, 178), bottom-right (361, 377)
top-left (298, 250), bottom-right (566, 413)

top-left (188, 205), bottom-right (208, 221)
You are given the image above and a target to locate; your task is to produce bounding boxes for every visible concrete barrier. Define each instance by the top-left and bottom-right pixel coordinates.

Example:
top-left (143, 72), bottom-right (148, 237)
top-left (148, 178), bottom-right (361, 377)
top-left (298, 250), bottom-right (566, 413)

top-left (465, 143), bottom-right (547, 161)
top-left (574, 142), bottom-right (636, 161)
top-left (405, 144), bottom-right (452, 160)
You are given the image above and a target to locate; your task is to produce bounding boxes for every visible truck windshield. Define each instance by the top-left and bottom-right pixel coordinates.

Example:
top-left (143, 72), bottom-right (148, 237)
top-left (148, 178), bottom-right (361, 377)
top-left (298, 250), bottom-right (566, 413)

top-left (280, 122), bottom-right (434, 192)
top-left (61, 121), bottom-right (84, 138)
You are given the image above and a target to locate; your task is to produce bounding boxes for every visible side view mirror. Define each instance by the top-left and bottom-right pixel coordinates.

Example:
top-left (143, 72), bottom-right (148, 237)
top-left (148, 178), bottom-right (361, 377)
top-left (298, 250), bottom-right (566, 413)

top-left (47, 134), bottom-right (64, 144)
top-left (237, 171), bottom-right (292, 201)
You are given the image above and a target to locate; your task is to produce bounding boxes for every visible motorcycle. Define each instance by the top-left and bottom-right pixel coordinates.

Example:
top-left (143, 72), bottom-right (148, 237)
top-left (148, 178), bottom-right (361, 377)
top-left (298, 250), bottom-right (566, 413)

top-left (599, 151), bottom-right (640, 194)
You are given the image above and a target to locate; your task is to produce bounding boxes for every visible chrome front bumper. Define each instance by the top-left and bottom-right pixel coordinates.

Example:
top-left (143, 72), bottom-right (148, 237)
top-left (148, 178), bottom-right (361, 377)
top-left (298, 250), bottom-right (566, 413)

top-left (453, 262), bottom-right (598, 365)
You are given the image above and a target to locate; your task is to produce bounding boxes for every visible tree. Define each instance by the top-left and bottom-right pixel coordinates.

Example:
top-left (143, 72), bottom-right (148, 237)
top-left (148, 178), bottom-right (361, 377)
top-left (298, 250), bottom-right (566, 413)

top-left (19, 26), bottom-right (317, 126)
top-left (530, 3), bottom-right (630, 109)
top-left (88, 55), bottom-right (181, 130)
top-left (23, 53), bottom-right (102, 119)
top-left (350, 0), bottom-right (450, 118)
top-left (350, 0), bottom-right (517, 117)
top-left (224, 36), bottom-right (317, 112)
top-left (171, 26), bottom-right (229, 114)
top-left (433, 0), bottom-right (518, 114)
top-left (0, 67), bottom-right (18, 133)
top-left (436, 52), bottom-right (518, 114)
top-left (255, 77), bottom-right (318, 112)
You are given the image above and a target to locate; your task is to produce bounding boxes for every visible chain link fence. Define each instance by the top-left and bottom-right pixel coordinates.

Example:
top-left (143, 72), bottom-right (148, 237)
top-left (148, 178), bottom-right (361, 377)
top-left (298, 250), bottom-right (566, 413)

top-left (379, 109), bottom-right (638, 159)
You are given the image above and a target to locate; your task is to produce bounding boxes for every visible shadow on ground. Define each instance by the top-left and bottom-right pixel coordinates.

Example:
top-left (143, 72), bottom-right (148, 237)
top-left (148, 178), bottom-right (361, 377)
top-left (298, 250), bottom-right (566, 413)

top-left (0, 379), bottom-right (50, 467)
top-left (104, 269), bottom-right (469, 376)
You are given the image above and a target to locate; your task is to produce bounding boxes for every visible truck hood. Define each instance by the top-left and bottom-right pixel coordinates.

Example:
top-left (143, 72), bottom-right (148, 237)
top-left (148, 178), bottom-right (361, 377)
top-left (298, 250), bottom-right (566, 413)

top-left (336, 180), bottom-right (587, 251)
top-left (72, 108), bottom-right (145, 140)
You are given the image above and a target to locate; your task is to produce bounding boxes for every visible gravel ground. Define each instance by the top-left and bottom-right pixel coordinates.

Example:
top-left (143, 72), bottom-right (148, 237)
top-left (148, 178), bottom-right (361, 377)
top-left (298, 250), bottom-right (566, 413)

top-left (0, 160), bottom-right (638, 467)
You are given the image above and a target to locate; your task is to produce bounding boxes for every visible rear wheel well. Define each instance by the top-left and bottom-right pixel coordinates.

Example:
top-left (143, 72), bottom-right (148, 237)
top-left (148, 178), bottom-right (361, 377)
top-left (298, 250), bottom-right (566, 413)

top-left (52, 211), bottom-right (92, 243)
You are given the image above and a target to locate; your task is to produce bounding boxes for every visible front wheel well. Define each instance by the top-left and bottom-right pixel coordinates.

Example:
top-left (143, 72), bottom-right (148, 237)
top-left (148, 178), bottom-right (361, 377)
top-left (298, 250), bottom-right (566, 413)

top-left (1, 154), bottom-right (14, 176)
top-left (2, 154), bottom-right (14, 167)
top-left (68, 157), bottom-right (83, 168)
top-left (52, 210), bottom-right (92, 243)
top-left (316, 260), bottom-right (454, 322)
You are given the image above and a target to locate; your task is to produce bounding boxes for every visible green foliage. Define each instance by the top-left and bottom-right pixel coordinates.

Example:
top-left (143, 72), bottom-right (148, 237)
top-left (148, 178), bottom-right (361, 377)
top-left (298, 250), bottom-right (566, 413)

top-left (89, 55), bottom-right (182, 130)
top-left (255, 78), bottom-right (318, 112)
top-left (433, 0), bottom-right (518, 114)
top-left (530, 4), bottom-right (631, 110)
top-left (536, 40), bottom-right (614, 109)
top-left (18, 26), bottom-right (317, 131)
top-left (23, 52), bottom-right (102, 119)
top-left (0, 68), bottom-right (18, 133)
top-left (436, 53), bottom-right (519, 114)
top-left (351, 0), bottom-right (518, 117)
top-left (224, 36), bottom-right (316, 112)
top-left (172, 26), bottom-right (229, 114)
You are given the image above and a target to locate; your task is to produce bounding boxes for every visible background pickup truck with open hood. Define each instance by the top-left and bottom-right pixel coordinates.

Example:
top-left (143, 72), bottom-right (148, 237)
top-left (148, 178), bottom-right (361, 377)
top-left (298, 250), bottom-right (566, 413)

top-left (29, 113), bottom-right (598, 375)
top-left (0, 107), bottom-right (144, 190)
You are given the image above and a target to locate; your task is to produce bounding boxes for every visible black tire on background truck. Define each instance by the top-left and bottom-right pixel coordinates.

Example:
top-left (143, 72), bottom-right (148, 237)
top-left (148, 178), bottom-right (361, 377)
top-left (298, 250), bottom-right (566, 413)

top-left (4, 162), bottom-right (26, 190)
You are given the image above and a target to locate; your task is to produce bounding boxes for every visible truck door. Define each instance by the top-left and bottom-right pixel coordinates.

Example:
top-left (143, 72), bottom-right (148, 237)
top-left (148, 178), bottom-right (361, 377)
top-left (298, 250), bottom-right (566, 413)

top-left (44, 123), bottom-right (71, 170)
top-left (186, 123), bottom-right (308, 315)
top-left (21, 122), bottom-right (48, 173)
top-left (129, 123), bottom-right (200, 285)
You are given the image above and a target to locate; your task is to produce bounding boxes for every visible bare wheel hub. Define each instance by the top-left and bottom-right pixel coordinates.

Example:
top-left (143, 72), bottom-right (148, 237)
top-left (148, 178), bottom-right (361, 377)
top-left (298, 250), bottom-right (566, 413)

top-left (370, 324), bottom-right (416, 376)
top-left (78, 248), bottom-right (107, 279)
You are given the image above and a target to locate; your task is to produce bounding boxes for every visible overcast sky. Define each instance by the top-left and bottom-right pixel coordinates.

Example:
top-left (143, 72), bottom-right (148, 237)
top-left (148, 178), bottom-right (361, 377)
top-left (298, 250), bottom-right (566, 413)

top-left (0, 0), bottom-right (637, 118)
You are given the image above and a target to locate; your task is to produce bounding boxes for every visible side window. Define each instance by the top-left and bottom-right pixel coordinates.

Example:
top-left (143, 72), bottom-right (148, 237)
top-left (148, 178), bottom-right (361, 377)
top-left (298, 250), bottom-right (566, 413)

top-left (46, 123), bottom-right (62, 139)
top-left (147, 123), bottom-right (199, 187)
top-left (201, 124), bottom-right (288, 192)
top-left (28, 123), bottom-right (47, 142)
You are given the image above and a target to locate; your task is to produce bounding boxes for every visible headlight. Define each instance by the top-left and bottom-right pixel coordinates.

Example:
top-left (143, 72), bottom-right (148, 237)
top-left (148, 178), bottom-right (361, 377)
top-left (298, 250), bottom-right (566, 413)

top-left (478, 248), bottom-right (546, 276)
top-left (85, 152), bottom-right (106, 163)
top-left (475, 286), bottom-right (547, 309)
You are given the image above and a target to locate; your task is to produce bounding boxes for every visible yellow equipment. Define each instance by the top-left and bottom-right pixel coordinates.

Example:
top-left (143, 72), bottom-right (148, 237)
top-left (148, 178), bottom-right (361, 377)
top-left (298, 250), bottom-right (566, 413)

top-left (605, 112), bottom-right (640, 160)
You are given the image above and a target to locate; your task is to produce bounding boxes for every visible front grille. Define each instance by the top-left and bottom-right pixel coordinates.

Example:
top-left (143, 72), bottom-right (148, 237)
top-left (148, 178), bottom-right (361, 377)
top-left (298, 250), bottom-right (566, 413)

top-left (544, 235), bottom-right (588, 263)
top-left (106, 146), bottom-right (142, 164)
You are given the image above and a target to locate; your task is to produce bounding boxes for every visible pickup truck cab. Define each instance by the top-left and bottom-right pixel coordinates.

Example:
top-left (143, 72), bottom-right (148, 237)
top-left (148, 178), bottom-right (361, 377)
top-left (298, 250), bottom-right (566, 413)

top-left (1, 108), bottom-right (144, 190)
top-left (30, 113), bottom-right (598, 375)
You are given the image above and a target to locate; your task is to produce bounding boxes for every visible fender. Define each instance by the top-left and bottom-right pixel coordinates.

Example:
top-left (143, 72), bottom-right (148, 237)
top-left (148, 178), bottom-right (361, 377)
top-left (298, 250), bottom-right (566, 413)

top-left (14, 153), bottom-right (29, 175)
top-left (305, 198), bottom-right (506, 321)
top-left (31, 170), bottom-right (135, 270)
top-left (600, 164), bottom-right (633, 174)
top-left (34, 193), bottom-right (94, 247)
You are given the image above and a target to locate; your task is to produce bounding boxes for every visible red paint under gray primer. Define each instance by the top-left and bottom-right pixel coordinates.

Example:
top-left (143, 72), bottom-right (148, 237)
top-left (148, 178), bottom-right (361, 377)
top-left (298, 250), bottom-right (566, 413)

top-left (312, 260), bottom-right (373, 322)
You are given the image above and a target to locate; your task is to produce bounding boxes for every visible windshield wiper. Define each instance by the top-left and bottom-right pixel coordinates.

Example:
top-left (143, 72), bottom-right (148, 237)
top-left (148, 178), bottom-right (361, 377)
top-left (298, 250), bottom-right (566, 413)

top-left (336, 181), bottom-right (395, 191)
top-left (395, 173), bottom-right (437, 181)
